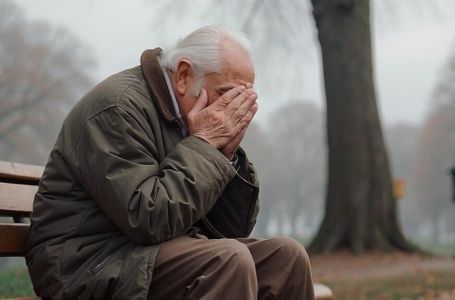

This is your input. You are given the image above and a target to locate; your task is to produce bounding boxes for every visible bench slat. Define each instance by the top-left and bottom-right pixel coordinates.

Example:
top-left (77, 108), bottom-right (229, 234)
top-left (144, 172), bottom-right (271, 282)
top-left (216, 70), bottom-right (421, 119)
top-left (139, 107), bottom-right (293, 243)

top-left (0, 160), bottom-right (43, 185)
top-left (0, 223), bottom-right (30, 256)
top-left (0, 182), bottom-right (37, 216)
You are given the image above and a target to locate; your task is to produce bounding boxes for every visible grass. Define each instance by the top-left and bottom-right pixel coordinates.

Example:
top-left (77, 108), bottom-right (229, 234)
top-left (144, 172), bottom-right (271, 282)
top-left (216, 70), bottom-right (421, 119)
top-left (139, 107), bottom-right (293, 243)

top-left (325, 269), bottom-right (455, 300)
top-left (0, 266), bottom-right (35, 297)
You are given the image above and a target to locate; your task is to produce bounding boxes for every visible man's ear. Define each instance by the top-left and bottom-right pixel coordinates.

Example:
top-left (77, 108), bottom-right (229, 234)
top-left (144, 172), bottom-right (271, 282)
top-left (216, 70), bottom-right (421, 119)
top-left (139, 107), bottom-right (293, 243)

top-left (174, 59), bottom-right (194, 96)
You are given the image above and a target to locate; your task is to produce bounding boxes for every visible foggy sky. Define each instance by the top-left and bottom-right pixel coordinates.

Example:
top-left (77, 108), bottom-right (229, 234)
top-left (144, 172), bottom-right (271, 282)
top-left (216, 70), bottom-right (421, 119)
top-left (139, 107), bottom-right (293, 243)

top-left (13, 0), bottom-right (455, 126)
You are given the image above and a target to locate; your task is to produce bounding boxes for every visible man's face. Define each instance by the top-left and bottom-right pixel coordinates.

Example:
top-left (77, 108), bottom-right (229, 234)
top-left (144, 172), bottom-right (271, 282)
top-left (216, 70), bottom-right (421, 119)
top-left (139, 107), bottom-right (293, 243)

top-left (177, 40), bottom-right (255, 119)
top-left (202, 41), bottom-right (255, 105)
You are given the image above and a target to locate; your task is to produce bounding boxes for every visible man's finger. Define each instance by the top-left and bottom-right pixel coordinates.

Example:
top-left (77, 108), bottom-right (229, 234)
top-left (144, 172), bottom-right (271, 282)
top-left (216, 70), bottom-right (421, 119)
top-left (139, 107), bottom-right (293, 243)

top-left (227, 88), bottom-right (255, 113)
top-left (237, 80), bottom-right (253, 89)
top-left (233, 101), bottom-right (258, 132)
top-left (221, 102), bottom-right (257, 159)
top-left (231, 92), bottom-right (257, 125)
top-left (212, 85), bottom-right (246, 109)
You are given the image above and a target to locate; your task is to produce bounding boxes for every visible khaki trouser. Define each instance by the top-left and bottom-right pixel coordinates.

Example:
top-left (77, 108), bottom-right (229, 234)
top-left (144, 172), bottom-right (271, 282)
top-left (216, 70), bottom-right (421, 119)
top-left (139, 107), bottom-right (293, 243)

top-left (148, 235), bottom-right (315, 300)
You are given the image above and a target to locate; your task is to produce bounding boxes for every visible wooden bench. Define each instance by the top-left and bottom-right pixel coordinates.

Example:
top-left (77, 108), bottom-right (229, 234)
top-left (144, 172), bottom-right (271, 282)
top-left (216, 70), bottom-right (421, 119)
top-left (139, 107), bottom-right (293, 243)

top-left (0, 160), bottom-right (43, 300)
top-left (0, 160), bottom-right (332, 300)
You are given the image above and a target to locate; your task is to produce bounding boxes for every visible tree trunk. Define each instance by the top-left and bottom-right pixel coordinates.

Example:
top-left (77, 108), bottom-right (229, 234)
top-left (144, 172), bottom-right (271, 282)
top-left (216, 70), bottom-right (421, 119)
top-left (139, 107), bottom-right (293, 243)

top-left (309, 0), bottom-right (413, 253)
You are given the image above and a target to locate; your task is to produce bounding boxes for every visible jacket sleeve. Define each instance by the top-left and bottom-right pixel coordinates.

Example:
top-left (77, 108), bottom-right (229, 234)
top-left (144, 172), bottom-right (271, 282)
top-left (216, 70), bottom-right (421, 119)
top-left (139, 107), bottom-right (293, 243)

top-left (202, 147), bottom-right (260, 238)
top-left (71, 106), bottom-right (236, 245)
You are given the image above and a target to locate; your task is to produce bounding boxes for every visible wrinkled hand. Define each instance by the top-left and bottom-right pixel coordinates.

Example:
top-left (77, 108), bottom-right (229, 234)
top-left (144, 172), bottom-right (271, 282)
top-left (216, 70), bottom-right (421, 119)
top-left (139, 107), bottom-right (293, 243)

top-left (220, 83), bottom-right (258, 159)
top-left (187, 86), bottom-right (258, 152)
top-left (220, 104), bottom-right (258, 160)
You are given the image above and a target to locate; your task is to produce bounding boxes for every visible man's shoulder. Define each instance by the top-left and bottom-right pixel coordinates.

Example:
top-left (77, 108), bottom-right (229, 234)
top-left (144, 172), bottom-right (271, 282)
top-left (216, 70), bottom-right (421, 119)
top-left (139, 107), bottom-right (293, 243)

top-left (66, 66), bottom-right (155, 122)
top-left (82, 66), bottom-right (149, 112)
top-left (56, 66), bottom-right (156, 150)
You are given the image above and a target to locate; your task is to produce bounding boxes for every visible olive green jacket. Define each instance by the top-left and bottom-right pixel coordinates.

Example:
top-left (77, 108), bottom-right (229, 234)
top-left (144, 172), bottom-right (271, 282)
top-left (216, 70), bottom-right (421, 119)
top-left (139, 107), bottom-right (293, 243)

top-left (25, 49), bottom-right (259, 300)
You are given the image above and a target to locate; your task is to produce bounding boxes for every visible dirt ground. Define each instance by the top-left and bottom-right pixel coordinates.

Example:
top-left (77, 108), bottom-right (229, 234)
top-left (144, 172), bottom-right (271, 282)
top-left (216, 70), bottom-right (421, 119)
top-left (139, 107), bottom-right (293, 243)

top-left (310, 251), bottom-right (455, 300)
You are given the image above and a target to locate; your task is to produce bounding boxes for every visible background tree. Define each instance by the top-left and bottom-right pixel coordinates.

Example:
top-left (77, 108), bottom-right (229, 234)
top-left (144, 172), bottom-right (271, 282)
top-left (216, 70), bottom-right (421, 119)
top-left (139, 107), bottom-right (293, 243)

top-left (0, 0), bottom-right (95, 165)
top-left (242, 102), bottom-right (325, 238)
top-left (409, 49), bottom-right (455, 244)
top-left (308, 0), bottom-right (412, 253)
top-left (384, 122), bottom-right (421, 236)
top-left (241, 122), bottom-right (276, 236)
top-left (269, 101), bottom-right (325, 237)
top-left (385, 122), bottom-right (421, 181)
top-left (154, 0), bottom-right (414, 252)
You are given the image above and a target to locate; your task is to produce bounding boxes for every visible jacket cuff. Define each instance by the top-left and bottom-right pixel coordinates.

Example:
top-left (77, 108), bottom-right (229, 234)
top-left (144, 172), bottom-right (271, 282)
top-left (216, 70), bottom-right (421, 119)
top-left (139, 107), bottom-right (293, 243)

top-left (180, 136), bottom-right (237, 179)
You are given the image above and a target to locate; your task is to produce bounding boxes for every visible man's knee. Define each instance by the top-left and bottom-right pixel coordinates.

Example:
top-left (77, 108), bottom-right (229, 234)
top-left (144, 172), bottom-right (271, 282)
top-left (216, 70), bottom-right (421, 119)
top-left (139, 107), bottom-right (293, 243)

top-left (270, 236), bottom-right (311, 268)
top-left (215, 239), bottom-right (256, 274)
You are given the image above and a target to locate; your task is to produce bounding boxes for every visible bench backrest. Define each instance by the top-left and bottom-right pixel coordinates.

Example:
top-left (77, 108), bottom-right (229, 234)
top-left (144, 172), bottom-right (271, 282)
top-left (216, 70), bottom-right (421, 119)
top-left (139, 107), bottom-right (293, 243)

top-left (0, 160), bottom-right (43, 257)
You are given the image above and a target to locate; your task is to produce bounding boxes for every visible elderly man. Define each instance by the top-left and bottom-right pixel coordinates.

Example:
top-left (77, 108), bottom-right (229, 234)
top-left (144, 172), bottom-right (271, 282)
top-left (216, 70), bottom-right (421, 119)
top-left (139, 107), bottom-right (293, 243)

top-left (25, 26), bottom-right (314, 300)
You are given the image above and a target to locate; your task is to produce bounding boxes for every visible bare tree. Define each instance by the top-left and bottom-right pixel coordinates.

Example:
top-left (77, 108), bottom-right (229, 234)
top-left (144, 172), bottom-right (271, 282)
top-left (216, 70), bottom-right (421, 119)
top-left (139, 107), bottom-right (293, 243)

top-left (0, 1), bottom-right (95, 165)
top-left (306, 0), bottom-right (414, 253)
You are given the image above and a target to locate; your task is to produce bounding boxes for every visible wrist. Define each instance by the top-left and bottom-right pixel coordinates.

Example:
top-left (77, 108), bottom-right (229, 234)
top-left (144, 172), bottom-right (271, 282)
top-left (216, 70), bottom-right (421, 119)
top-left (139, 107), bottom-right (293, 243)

top-left (192, 134), bottom-right (217, 148)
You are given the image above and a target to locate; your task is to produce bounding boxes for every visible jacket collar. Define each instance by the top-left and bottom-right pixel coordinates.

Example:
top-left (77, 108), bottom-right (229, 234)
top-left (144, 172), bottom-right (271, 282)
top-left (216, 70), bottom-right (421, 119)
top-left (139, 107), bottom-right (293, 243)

top-left (140, 48), bottom-right (177, 123)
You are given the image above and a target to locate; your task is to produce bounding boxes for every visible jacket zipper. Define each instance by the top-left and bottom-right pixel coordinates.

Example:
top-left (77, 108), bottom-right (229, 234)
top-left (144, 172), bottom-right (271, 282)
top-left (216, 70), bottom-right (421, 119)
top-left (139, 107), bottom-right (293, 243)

top-left (89, 253), bottom-right (113, 275)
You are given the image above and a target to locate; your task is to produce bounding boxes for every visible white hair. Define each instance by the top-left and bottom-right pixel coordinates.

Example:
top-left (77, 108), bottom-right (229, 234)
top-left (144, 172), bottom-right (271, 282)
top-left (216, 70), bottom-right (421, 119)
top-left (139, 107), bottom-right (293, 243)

top-left (159, 25), bottom-right (253, 96)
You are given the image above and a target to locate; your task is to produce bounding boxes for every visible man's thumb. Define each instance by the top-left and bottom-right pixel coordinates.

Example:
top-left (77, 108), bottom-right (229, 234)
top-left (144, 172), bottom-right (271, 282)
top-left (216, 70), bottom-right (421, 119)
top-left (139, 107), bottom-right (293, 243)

top-left (189, 89), bottom-right (208, 115)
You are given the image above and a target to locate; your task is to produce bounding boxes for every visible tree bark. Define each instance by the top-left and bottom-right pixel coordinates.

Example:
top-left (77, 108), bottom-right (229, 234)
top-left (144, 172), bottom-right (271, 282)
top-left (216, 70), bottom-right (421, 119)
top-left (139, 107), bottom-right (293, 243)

top-left (309, 0), bottom-right (413, 253)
